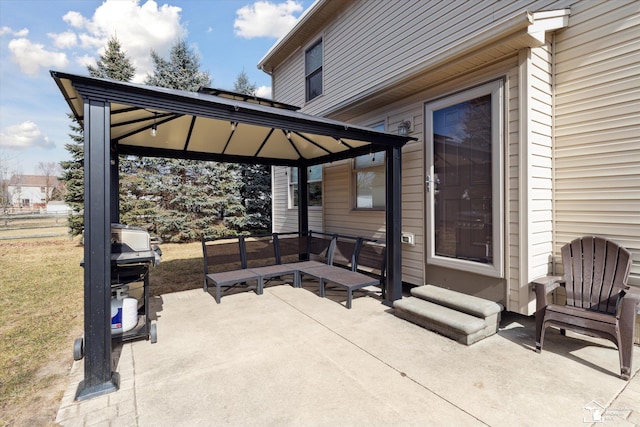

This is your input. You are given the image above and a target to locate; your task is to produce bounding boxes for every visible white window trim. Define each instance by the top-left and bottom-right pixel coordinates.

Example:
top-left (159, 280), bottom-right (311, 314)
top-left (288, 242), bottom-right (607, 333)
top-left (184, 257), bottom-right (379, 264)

top-left (424, 79), bottom-right (505, 278)
top-left (288, 166), bottom-right (323, 209)
top-left (304, 37), bottom-right (323, 103)
top-left (351, 121), bottom-right (386, 211)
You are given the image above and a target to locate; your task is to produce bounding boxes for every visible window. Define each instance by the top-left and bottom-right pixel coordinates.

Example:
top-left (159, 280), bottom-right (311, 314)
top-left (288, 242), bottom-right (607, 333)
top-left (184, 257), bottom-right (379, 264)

top-left (305, 39), bottom-right (322, 102)
top-left (425, 80), bottom-right (504, 278)
top-left (353, 122), bottom-right (385, 209)
top-left (289, 165), bottom-right (322, 208)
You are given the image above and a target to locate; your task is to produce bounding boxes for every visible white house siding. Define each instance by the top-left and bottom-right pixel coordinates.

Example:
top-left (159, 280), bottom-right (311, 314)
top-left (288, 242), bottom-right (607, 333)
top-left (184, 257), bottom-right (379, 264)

top-left (271, 166), bottom-right (323, 233)
top-left (271, 0), bottom-right (574, 115)
top-left (266, 0), bottom-right (640, 312)
top-left (320, 108), bottom-right (426, 285)
top-left (554, 0), bottom-right (640, 287)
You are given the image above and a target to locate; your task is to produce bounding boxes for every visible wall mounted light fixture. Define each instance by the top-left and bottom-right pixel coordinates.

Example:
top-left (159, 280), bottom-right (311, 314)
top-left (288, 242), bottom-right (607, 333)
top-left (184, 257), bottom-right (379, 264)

top-left (397, 119), bottom-right (412, 136)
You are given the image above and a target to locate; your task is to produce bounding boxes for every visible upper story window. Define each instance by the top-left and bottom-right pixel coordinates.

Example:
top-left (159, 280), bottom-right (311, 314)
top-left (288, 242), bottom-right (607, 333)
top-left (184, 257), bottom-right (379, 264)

top-left (305, 39), bottom-right (323, 102)
top-left (289, 165), bottom-right (322, 208)
top-left (353, 122), bottom-right (386, 210)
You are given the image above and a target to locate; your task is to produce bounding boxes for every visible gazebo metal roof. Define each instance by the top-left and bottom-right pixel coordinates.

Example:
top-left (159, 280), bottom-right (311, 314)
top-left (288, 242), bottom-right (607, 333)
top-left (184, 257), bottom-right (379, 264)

top-left (51, 70), bottom-right (412, 401)
top-left (52, 71), bottom-right (410, 167)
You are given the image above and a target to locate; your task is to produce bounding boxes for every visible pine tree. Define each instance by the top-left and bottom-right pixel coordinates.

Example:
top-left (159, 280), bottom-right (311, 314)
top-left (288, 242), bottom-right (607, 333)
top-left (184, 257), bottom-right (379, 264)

top-left (145, 39), bottom-right (210, 91)
top-left (87, 37), bottom-right (135, 81)
top-left (59, 116), bottom-right (85, 234)
top-left (60, 36), bottom-right (136, 236)
top-left (234, 69), bottom-right (257, 96)
top-left (139, 39), bottom-right (246, 241)
top-left (234, 71), bottom-right (272, 232)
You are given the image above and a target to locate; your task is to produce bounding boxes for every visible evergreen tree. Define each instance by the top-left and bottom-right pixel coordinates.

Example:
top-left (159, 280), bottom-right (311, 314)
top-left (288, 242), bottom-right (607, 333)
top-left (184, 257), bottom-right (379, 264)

top-left (60, 36), bottom-right (135, 236)
top-left (145, 39), bottom-right (210, 91)
top-left (59, 116), bottom-right (85, 234)
top-left (87, 36), bottom-right (135, 81)
top-left (137, 39), bottom-right (245, 242)
top-left (234, 69), bottom-right (257, 96)
top-left (234, 71), bottom-right (272, 232)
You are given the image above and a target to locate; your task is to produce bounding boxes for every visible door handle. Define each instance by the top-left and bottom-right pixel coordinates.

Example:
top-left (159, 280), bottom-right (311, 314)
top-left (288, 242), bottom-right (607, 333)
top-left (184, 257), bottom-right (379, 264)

top-left (425, 176), bottom-right (440, 192)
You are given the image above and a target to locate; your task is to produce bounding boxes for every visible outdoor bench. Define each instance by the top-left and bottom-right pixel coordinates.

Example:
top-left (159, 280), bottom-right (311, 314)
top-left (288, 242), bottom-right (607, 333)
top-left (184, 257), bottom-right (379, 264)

top-left (201, 231), bottom-right (386, 308)
top-left (202, 231), bottom-right (335, 303)
top-left (300, 235), bottom-right (387, 309)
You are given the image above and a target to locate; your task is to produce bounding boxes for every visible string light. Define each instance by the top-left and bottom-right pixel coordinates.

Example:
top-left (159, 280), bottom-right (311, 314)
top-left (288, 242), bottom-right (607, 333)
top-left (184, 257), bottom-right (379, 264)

top-left (150, 113), bottom-right (157, 137)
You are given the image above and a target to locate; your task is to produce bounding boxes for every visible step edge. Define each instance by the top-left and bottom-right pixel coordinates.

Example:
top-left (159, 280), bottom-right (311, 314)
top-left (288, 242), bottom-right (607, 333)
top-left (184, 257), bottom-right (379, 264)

top-left (411, 285), bottom-right (503, 318)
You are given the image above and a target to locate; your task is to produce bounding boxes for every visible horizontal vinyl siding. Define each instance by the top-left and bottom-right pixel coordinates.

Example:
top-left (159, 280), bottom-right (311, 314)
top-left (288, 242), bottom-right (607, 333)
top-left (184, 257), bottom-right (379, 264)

top-left (322, 117), bottom-right (425, 286)
top-left (554, 0), bottom-right (640, 286)
top-left (273, 0), bottom-right (574, 114)
top-left (272, 49), bottom-right (305, 107)
top-left (271, 166), bottom-right (296, 232)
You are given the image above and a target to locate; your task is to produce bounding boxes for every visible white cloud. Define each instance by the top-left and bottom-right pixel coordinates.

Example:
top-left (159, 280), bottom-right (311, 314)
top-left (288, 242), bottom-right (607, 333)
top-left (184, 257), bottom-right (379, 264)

top-left (76, 54), bottom-right (97, 69)
top-left (234, 0), bottom-right (303, 39)
top-left (4, 1), bottom-right (186, 81)
top-left (7, 38), bottom-right (68, 75)
top-left (0, 121), bottom-right (55, 150)
top-left (62, 11), bottom-right (87, 29)
top-left (49, 30), bottom-right (78, 49)
top-left (255, 85), bottom-right (272, 99)
top-left (1, 26), bottom-right (29, 37)
top-left (64, 0), bottom-right (187, 82)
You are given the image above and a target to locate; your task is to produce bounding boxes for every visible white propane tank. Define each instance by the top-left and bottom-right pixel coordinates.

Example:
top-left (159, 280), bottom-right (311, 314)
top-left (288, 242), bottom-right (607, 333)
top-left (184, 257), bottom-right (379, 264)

top-left (111, 287), bottom-right (138, 334)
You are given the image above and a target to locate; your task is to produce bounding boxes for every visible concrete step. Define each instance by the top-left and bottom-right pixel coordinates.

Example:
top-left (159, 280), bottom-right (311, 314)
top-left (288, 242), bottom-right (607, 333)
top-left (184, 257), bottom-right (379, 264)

top-left (411, 285), bottom-right (502, 320)
top-left (393, 285), bottom-right (503, 345)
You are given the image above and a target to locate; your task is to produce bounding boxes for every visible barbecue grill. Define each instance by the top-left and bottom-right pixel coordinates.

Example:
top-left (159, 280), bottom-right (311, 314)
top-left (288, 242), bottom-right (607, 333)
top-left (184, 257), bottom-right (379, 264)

top-left (74, 224), bottom-right (161, 361)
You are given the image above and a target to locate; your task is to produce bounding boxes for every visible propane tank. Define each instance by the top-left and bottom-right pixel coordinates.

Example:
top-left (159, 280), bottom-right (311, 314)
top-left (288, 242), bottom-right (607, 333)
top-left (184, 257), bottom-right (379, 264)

top-left (111, 287), bottom-right (138, 334)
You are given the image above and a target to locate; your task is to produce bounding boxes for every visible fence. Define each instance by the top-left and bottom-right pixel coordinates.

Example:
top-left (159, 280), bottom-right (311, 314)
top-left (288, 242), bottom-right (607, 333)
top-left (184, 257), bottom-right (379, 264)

top-left (0, 213), bottom-right (69, 240)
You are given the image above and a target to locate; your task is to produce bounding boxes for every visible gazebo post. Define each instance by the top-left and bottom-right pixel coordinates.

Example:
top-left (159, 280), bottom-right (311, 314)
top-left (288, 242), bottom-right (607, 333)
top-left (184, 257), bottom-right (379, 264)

top-left (75, 98), bottom-right (118, 400)
top-left (385, 145), bottom-right (402, 304)
top-left (297, 165), bottom-right (309, 237)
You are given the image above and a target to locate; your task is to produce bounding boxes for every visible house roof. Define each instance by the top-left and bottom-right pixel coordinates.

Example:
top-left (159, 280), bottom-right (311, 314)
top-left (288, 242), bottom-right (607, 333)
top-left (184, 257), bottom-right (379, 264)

top-left (8, 174), bottom-right (59, 187)
top-left (51, 71), bottom-right (414, 167)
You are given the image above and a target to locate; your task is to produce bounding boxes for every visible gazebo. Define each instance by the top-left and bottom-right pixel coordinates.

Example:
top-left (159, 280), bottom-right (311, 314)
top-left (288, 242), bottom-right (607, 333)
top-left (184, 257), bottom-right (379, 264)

top-left (51, 71), bottom-right (414, 400)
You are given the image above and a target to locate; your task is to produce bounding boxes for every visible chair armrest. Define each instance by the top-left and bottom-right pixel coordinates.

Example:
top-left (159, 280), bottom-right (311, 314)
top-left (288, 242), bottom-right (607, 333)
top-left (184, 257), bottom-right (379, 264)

top-left (532, 275), bottom-right (564, 310)
top-left (620, 289), bottom-right (640, 314)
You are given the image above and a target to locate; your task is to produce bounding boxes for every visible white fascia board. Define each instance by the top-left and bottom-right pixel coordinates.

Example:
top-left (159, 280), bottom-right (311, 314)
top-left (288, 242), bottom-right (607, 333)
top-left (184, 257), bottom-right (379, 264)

top-left (527, 9), bottom-right (571, 44)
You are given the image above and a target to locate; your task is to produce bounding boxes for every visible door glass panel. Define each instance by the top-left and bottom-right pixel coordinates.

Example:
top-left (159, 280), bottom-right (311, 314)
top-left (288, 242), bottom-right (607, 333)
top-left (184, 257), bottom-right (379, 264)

top-left (433, 95), bottom-right (492, 263)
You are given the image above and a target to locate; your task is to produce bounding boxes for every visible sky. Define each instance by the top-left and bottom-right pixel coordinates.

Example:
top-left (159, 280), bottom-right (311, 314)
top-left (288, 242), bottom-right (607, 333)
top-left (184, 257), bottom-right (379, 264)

top-left (0, 0), bottom-right (314, 176)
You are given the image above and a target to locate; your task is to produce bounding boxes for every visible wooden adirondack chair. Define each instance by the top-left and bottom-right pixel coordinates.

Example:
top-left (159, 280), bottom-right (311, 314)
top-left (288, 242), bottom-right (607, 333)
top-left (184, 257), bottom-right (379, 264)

top-left (533, 236), bottom-right (639, 380)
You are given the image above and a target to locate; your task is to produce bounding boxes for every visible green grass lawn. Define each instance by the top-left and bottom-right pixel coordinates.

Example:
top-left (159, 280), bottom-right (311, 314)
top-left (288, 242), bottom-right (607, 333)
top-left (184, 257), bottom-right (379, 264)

top-left (0, 236), bottom-right (203, 425)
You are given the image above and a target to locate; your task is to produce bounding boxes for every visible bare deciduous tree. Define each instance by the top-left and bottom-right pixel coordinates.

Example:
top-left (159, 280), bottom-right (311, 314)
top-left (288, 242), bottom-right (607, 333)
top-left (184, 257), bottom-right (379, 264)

top-left (37, 161), bottom-right (60, 203)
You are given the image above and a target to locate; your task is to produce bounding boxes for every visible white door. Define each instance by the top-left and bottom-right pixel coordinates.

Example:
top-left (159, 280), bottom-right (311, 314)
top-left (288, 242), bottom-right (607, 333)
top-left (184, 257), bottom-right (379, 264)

top-left (424, 80), bottom-right (504, 278)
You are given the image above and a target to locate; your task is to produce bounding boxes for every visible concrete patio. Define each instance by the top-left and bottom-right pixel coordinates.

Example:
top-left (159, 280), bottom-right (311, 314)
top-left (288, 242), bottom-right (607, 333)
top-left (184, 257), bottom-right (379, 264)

top-left (56, 283), bottom-right (640, 426)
